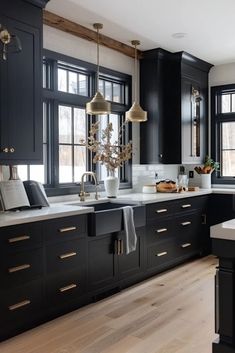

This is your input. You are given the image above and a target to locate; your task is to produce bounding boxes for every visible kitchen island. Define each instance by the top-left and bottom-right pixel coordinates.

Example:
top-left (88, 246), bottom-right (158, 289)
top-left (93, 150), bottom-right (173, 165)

top-left (211, 220), bottom-right (235, 353)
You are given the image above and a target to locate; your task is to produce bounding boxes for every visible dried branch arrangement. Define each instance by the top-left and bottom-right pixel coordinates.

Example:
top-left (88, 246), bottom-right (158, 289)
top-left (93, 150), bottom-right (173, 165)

top-left (81, 122), bottom-right (132, 173)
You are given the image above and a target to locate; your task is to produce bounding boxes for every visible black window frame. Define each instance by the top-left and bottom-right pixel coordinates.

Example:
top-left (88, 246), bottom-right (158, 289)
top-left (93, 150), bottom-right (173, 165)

top-left (211, 84), bottom-right (235, 185)
top-left (42, 50), bottom-right (132, 197)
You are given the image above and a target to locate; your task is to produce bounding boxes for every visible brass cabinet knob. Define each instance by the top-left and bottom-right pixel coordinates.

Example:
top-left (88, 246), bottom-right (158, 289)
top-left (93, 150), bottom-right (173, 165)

top-left (9, 147), bottom-right (15, 153)
top-left (2, 147), bottom-right (9, 153)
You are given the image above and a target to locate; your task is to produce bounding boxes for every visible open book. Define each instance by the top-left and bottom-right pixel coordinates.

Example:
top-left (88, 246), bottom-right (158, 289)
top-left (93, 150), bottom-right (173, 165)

top-left (0, 180), bottom-right (50, 211)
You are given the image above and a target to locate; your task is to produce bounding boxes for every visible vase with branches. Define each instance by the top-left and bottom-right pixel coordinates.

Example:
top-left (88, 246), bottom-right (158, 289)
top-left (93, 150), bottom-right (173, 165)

top-left (81, 121), bottom-right (132, 196)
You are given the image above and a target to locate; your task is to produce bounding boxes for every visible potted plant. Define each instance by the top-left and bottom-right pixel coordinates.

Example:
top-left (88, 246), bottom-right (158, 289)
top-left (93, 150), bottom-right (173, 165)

top-left (194, 156), bottom-right (219, 188)
top-left (81, 121), bottom-right (132, 197)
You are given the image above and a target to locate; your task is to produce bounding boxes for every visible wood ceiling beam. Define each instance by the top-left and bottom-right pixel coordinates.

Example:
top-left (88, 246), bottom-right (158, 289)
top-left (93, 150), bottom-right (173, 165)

top-left (43, 10), bottom-right (142, 59)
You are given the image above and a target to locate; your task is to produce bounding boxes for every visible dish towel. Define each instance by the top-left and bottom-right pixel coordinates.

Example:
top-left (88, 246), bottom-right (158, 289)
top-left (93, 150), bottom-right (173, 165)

top-left (122, 206), bottom-right (137, 254)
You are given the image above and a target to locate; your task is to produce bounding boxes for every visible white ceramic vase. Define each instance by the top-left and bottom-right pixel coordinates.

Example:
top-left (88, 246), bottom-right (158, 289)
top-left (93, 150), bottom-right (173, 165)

top-left (200, 174), bottom-right (211, 189)
top-left (104, 171), bottom-right (119, 198)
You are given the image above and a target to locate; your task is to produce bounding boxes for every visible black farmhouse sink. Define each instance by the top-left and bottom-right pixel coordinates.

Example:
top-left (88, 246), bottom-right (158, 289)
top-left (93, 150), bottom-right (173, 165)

top-left (68, 201), bottom-right (146, 236)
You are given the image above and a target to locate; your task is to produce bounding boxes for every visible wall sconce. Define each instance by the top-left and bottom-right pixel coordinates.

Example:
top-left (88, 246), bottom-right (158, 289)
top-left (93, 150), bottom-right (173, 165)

top-left (0, 24), bottom-right (22, 61)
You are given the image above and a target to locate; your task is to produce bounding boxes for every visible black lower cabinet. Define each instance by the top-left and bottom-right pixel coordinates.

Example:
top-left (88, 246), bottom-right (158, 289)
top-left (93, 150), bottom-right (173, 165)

top-left (212, 239), bottom-right (235, 353)
top-left (88, 227), bottom-right (145, 297)
top-left (0, 195), bottom-right (210, 341)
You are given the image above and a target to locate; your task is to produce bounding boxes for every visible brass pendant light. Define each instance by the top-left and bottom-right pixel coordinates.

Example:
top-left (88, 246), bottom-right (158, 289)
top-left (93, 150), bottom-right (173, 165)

top-left (125, 40), bottom-right (147, 122)
top-left (86, 23), bottom-right (111, 115)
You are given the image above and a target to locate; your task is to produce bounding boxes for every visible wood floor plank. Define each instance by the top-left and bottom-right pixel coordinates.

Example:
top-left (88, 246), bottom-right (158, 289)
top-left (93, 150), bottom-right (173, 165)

top-left (0, 256), bottom-right (217, 353)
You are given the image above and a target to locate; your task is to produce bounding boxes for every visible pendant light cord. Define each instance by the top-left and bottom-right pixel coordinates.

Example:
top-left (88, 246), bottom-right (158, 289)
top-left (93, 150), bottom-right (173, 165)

top-left (97, 27), bottom-right (100, 92)
top-left (134, 43), bottom-right (137, 103)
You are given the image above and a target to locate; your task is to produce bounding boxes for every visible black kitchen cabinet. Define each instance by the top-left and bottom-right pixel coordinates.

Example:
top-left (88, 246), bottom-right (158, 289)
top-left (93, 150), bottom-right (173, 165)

top-left (0, 214), bottom-right (88, 341)
top-left (0, 0), bottom-right (49, 164)
top-left (145, 195), bottom-right (209, 275)
top-left (88, 228), bottom-right (145, 295)
top-left (140, 49), bottom-right (212, 164)
top-left (212, 239), bottom-right (235, 353)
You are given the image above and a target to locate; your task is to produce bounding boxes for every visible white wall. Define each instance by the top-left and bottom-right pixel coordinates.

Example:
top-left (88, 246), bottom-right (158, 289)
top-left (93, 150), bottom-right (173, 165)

top-left (43, 25), bottom-right (140, 164)
top-left (209, 62), bottom-right (235, 87)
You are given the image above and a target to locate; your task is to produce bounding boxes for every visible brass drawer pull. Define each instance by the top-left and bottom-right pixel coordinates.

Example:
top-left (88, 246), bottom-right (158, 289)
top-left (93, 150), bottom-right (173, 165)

top-left (59, 226), bottom-right (77, 233)
top-left (9, 299), bottom-right (31, 311)
top-left (8, 264), bottom-right (31, 273)
top-left (156, 209), bottom-right (167, 213)
top-left (8, 235), bottom-right (30, 243)
top-left (181, 204), bottom-right (192, 208)
top-left (59, 252), bottom-right (77, 260)
top-left (156, 251), bottom-right (167, 257)
top-left (156, 228), bottom-right (167, 233)
top-left (181, 221), bottom-right (192, 226)
top-left (181, 243), bottom-right (192, 248)
top-left (59, 284), bottom-right (77, 293)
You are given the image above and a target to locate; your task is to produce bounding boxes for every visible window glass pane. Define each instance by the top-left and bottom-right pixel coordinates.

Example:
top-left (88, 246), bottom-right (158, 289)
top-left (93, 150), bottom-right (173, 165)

top-left (222, 94), bottom-right (231, 113)
top-left (232, 94), bottom-right (235, 112)
top-left (18, 165), bottom-right (28, 181)
top-left (59, 145), bottom-right (72, 183)
top-left (105, 81), bottom-right (112, 101)
top-left (58, 68), bottom-right (67, 92)
top-left (222, 150), bottom-right (235, 176)
top-left (74, 108), bottom-right (86, 143)
top-left (30, 165), bottom-right (45, 184)
top-left (43, 103), bottom-right (47, 144)
top-left (68, 71), bottom-right (78, 94)
top-left (74, 146), bottom-right (86, 182)
top-left (98, 79), bottom-right (104, 95)
top-left (222, 122), bottom-right (235, 149)
top-left (109, 114), bottom-right (119, 145)
top-left (59, 106), bottom-right (72, 143)
top-left (113, 83), bottom-right (121, 103)
top-left (78, 74), bottom-right (88, 96)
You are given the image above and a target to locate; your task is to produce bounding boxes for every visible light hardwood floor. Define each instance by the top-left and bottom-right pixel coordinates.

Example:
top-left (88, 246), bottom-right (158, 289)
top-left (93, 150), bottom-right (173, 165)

top-left (0, 256), bottom-right (218, 353)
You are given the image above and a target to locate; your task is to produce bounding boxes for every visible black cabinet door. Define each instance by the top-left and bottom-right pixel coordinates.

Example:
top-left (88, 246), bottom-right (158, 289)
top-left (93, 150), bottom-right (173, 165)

top-left (0, 11), bottom-right (42, 163)
top-left (118, 228), bottom-right (145, 280)
top-left (181, 74), bottom-right (207, 164)
top-left (88, 235), bottom-right (118, 292)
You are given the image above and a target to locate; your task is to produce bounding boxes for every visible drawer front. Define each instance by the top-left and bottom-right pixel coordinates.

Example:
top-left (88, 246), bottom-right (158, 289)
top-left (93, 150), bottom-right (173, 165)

top-left (174, 196), bottom-right (208, 214)
top-left (0, 222), bottom-right (42, 253)
top-left (175, 212), bottom-right (202, 240)
top-left (146, 201), bottom-right (175, 223)
top-left (0, 280), bottom-right (43, 330)
top-left (0, 248), bottom-right (43, 289)
top-left (147, 241), bottom-right (175, 270)
top-left (46, 238), bottom-right (86, 274)
top-left (44, 215), bottom-right (87, 243)
top-left (46, 270), bottom-right (86, 305)
top-left (146, 220), bottom-right (174, 245)
top-left (176, 237), bottom-right (199, 257)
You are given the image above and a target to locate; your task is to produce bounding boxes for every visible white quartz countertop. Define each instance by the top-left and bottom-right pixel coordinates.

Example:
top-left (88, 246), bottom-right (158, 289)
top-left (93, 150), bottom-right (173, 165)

top-left (211, 219), bottom-right (235, 240)
top-left (0, 188), bottom-right (215, 228)
top-left (0, 204), bottom-right (94, 228)
top-left (112, 189), bottom-right (212, 204)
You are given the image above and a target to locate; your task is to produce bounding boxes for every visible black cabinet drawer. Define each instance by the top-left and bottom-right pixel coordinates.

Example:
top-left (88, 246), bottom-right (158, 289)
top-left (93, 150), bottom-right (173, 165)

top-left (175, 212), bottom-right (202, 240)
top-left (46, 238), bottom-right (86, 274)
top-left (0, 280), bottom-right (43, 332)
top-left (174, 196), bottom-right (208, 214)
top-left (44, 215), bottom-right (87, 243)
top-left (46, 270), bottom-right (86, 305)
top-left (146, 220), bottom-right (174, 245)
top-left (146, 202), bottom-right (175, 222)
top-left (147, 241), bottom-right (176, 270)
top-left (0, 248), bottom-right (43, 289)
top-left (0, 222), bottom-right (42, 253)
top-left (176, 237), bottom-right (199, 257)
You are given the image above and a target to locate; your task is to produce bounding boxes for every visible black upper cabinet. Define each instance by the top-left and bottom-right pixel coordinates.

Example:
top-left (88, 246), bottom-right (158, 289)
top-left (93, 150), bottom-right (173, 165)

top-left (0, 0), bottom-right (49, 164)
top-left (140, 49), bottom-right (213, 164)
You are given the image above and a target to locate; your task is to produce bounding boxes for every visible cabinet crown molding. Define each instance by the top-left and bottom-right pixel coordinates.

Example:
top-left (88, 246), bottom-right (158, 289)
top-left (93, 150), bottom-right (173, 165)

top-left (24, 0), bottom-right (50, 8)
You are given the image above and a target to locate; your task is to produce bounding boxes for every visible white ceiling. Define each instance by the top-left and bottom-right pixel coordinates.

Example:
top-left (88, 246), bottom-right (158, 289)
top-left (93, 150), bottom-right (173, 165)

top-left (46, 0), bottom-right (235, 65)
